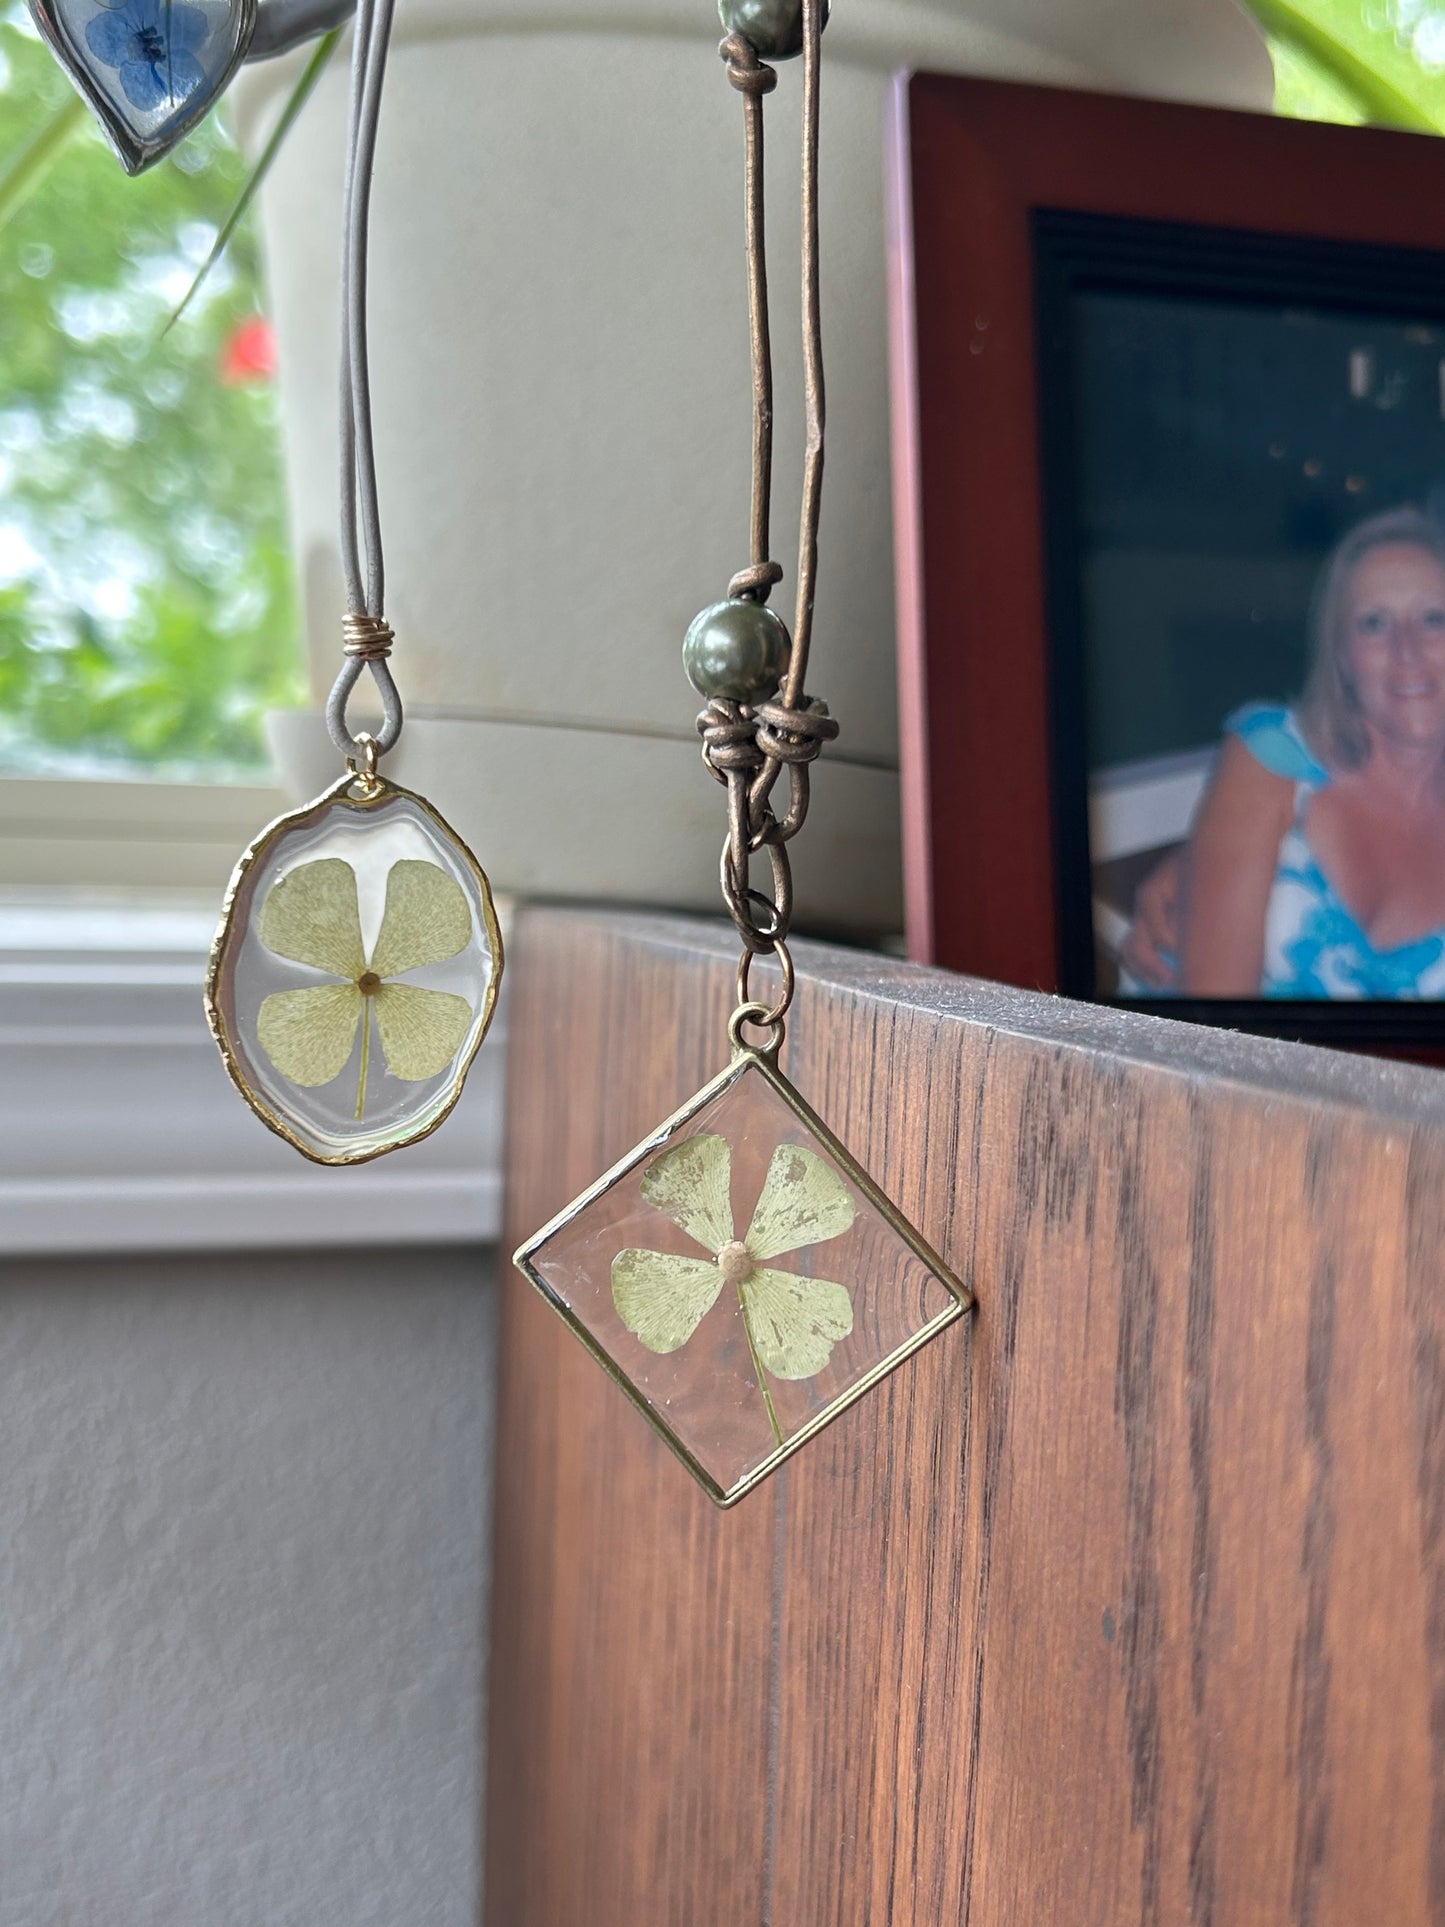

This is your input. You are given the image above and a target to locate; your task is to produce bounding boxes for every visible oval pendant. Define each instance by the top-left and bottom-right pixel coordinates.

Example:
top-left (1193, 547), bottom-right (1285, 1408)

top-left (206, 773), bottom-right (503, 1165)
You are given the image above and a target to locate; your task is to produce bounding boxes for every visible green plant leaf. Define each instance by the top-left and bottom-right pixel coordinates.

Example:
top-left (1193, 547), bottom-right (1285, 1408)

top-left (1240, 0), bottom-right (1445, 132)
top-left (164, 23), bottom-right (343, 335)
top-left (372, 981), bottom-right (473, 1080)
top-left (370, 860), bottom-right (473, 978)
top-left (744, 1143), bottom-right (855, 1261)
top-left (258, 858), bottom-right (366, 978)
top-left (638, 1135), bottom-right (735, 1254)
top-left (0, 91), bottom-right (86, 233)
top-left (1267, 32), bottom-right (1367, 124)
top-left (739, 1266), bottom-right (853, 1380)
top-left (611, 1249), bottom-right (726, 1353)
top-left (257, 981), bottom-right (362, 1085)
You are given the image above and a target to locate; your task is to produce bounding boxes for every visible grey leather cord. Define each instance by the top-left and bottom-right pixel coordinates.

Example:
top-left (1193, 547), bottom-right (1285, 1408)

top-left (326, 0), bottom-right (403, 761)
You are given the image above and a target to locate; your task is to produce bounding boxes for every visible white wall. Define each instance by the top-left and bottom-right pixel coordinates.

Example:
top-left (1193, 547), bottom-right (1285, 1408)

top-left (0, 1245), bottom-right (496, 1927)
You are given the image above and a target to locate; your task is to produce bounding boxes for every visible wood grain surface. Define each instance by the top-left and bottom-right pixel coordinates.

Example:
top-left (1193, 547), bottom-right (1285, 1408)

top-left (487, 906), bottom-right (1445, 1925)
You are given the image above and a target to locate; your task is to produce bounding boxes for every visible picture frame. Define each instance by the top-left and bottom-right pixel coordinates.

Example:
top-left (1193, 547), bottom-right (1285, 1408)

top-left (887, 71), bottom-right (1445, 1049)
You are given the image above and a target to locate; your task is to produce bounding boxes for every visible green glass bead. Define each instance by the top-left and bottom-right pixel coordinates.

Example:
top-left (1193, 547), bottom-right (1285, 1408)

top-left (718, 0), bottom-right (829, 61)
top-left (683, 598), bottom-right (790, 703)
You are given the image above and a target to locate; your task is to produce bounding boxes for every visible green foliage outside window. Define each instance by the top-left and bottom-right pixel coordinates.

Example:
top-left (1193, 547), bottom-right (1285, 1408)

top-left (0, 4), bottom-right (300, 778)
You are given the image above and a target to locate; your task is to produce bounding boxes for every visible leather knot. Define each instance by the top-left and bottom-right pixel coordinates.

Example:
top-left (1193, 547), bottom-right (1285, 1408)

top-left (697, 698), bottom-right (765, 781)
top-left (719, 32), bottom-right (778, 95)
top-left (753, 695), bottom-right (838, 764)
top-left (727, 558), bottom-right (785, 602)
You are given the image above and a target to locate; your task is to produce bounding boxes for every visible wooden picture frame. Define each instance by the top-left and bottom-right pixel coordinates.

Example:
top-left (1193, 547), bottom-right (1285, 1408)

top-left (888, 71), bottom-right (1445, 1048)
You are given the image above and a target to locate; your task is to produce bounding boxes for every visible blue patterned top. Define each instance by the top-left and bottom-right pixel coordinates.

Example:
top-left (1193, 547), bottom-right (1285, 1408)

top-left (1230, 702), bottom-right (1445, 1000)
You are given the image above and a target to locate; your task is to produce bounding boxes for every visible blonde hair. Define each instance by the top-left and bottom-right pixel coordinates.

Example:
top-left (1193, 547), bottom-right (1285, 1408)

top-left (1300, 505), bottom-right (1445, 771)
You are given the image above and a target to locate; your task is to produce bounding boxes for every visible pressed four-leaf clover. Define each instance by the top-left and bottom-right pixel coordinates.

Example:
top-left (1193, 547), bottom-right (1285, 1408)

top-left (612, 1132), bottom-right (856, 1443)
top-left (255, 856), bottom-right (475, 1121)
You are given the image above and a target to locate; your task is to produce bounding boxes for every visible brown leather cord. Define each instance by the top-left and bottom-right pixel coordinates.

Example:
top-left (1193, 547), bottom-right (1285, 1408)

top-left (720, 30), bottom-right (780, 609)
top-left (787, 0), bottom-right (824, 707)
top-left (708, 0), bottom-right (832, 976)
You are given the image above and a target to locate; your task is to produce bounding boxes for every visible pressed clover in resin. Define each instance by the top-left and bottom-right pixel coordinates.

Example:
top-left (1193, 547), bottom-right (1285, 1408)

top-left (255, 857), bottom-right (475, 1110)
top-left (206, 775), bottom-right (502, 1164)
top-left (516, 1045), bottom-right (968, 1505)
top-left (614, 1134), bottom-right (856, 1447)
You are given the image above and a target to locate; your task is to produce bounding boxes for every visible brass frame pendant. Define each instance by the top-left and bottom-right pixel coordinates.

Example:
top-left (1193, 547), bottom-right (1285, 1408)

top-left (206, 752), bottom-right (502, 1167)
top-left (515, 0), bottom-right (971, 1505)
top-left (515, 999), bottom-right (970, 1507)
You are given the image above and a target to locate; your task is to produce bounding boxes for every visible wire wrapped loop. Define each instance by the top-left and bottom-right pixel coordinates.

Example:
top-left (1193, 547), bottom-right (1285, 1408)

top-left (727, 558), bottom-right (784, 603)
top-left (720, 30), bottom-right (778, 94)
top-left (341, 611), bottom-right (395, 660)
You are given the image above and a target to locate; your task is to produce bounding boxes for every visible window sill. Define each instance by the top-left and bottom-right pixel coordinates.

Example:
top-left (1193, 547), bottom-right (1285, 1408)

top-left (0, 891), bottom-right (504, 1258)
top-left (0, 774), bottom-right (290, 894)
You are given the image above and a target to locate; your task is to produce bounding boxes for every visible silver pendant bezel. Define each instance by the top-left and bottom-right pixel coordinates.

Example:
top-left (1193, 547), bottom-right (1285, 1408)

top-left (28, 0), bottom-right (258, 175)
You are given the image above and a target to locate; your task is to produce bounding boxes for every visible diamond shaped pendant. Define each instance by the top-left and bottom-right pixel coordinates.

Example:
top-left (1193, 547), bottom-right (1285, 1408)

top-left (29, 0), bottom-right (257, 174)
top-left (206, 770), bottom-right (503, 1166)
top-left (515, 1032), bottom-right (970, 1506)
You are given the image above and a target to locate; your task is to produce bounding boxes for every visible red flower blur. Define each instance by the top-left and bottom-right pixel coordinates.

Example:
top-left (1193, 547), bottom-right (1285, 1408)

top-left (219, 316), bottom-right (277, 387)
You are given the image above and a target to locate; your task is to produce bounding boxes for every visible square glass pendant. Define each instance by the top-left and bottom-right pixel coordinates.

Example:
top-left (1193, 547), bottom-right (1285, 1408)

top-left (515, 1045), bottom-right (970, 1506)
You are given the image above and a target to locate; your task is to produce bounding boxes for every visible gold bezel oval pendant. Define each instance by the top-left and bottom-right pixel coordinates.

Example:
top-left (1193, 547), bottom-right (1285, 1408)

top-left (205, 772), bottom-right (503, 1166)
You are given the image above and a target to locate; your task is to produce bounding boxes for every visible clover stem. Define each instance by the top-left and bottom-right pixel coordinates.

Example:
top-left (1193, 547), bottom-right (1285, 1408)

top-left (737, 1282), bottom-right (785, 1447)
top-left (355, 998), bottom-right (372, 1122)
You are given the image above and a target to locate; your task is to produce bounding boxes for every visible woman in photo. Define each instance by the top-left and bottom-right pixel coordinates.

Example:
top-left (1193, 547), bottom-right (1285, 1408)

top-left (1124, 505), bottom-right (1445, 998)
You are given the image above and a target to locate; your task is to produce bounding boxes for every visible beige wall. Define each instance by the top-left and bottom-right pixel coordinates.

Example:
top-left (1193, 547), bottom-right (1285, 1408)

top-left (0, 1245), bottom-right (496, 1927)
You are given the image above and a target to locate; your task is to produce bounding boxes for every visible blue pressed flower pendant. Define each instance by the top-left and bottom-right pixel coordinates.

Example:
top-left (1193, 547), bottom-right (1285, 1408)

top-left (28, 0), bottom-right (257, 173)
top-left (205, 767), bottom-right (504, 1165)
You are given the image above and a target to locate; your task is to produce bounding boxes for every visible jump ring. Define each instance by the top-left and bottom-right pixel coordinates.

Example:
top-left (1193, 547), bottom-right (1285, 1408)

top-left (347, 731), bottom-right (378, 775)
top-left (728, 1000), bottom-right (786, 1057)
top-left (345, 730), bottom-right (382, 795)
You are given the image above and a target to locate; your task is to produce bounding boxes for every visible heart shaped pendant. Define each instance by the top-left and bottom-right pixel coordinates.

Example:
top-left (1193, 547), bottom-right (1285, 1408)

top-left (28, 0), bottom-right (257, 175)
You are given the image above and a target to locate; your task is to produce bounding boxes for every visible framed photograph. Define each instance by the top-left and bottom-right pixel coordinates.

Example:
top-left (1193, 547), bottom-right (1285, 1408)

top-left (888, 72), bottom-right (1445, 1048)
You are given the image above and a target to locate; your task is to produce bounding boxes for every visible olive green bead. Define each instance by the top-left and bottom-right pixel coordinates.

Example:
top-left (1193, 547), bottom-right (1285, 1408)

top-left (717, 0), bottom-right (828, 61)
top-left (683, 598), bottom-right (790, 702)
